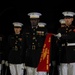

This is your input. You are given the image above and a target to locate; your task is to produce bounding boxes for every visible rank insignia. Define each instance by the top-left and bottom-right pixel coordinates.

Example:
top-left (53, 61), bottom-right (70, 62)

top-left (36, 31), bottom-right (41, 35)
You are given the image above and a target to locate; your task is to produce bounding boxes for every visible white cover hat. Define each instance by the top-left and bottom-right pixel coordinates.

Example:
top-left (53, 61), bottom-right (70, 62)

top-left (28, 12), bottom-right (42, 18)
top-left (13, 22), bottom-right (23, 27)
top-left (38, 22), bottom-right (46, 27)
top-left (62, 11), bottom-right (75, 17)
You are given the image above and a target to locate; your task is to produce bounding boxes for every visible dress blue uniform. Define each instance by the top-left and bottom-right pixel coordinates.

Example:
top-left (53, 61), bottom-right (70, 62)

top-left (57, 11), bottom-right (75, 75)
top-left (6, 22), bottom-right (27, 75)
top-left (24, 12), bottom-right (48, 75)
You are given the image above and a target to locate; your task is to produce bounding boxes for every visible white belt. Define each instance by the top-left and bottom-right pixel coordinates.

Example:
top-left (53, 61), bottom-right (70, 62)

top-left (67, 43), bottom-right (75, 46)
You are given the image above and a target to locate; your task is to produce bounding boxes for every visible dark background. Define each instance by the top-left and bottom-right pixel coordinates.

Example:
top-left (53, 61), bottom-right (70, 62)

top-left (0, 0), bottom-right (75, 36)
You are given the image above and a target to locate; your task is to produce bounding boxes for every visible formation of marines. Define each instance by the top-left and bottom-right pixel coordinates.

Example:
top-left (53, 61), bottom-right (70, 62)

top-left (0, 11), bottom-right (75, 75)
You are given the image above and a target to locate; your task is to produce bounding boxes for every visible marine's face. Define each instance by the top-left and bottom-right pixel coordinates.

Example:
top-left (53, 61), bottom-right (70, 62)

top-left (14, 27), bottom-right (22, 34)
top-left (64, 17), bottom-right (73, 26)
top-left (30, 18), bottom-right (39, 27)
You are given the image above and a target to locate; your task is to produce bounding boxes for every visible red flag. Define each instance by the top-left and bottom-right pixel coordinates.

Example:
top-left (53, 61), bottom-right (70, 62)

top-left (37, 33), bottom-right (52, 72)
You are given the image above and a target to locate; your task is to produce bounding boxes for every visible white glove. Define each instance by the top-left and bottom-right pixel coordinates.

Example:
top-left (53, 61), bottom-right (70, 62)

top-left (5, 61), bottom-right (9, 66)
top-left (1, 60), bottom-right (5, 64)
top-left (54, 33), bottom-right (61, 39)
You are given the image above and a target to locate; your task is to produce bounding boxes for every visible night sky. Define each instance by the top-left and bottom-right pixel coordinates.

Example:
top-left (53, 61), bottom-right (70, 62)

top-left (0, 0), bottom-right (75, 36)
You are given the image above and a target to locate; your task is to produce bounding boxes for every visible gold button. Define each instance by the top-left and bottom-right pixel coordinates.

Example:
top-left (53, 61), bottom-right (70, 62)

top-left (66, 28), bottom-right (68, 30)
